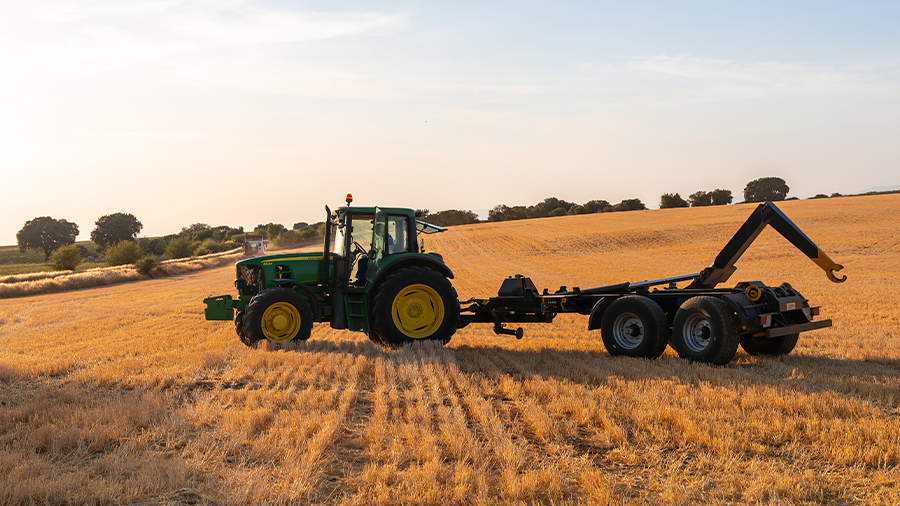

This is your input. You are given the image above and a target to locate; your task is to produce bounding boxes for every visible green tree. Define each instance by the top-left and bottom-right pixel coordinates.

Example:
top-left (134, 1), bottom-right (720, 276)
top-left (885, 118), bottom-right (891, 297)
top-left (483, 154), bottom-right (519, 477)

top-left (420, 209), bottom-right (479, 226)
top-left (91, 213), bottom-right (143, 252)
top-left (744, 177), bottom-right (790, 203)
top-left (292, 222), bottom-right (309, 230)
top-left (165, 236), bottom-right (197, 259)
top-left (660, 193), bottom-right (688, 209)
top-left (688, 191), bottom-right (712, 207)
top-left (16, 216), bottom-right (79, 261)
top-left (617, 198), bottom-right (646, 211)
top-left (582, 200), bottom-right (611, 213)
top-left (105, 241), bottom-right (143, 266)
top-left (709, 189), bottom-right (733, 206)
top-left (51, 244), bottom-right (82, 271)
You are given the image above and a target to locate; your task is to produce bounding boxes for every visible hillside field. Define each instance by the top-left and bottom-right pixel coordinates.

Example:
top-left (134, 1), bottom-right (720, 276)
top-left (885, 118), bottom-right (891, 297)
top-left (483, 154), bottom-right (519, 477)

top-left (1, 195), bottom-right (899, 505)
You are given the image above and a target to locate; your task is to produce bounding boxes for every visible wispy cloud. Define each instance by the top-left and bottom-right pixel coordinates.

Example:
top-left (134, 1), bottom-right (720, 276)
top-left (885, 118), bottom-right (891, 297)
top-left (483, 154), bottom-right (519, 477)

top-left (618, 53), bottom-right (899, 102)
top-left (0, 1), bottom-right (409, 77)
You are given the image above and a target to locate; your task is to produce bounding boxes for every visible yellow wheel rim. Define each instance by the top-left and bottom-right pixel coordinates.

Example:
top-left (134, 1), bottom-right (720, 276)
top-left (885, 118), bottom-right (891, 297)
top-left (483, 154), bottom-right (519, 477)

top-left (261, 302), bottom-right (301, 342)
top-left (391, 284), bottom-right (445, 339)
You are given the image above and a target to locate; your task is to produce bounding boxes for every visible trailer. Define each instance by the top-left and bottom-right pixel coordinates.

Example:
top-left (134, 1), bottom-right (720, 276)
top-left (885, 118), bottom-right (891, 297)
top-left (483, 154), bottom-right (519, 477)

top-left (204, 197), bottom-right (845, 365)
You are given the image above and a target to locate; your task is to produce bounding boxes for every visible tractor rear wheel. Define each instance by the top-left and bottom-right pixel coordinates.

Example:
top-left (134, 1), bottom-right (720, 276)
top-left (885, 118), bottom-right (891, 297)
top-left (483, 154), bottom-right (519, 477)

top-left (599, 296), bottom-right (669, 359)
top-left (672, 297), bottom-right (740, 365)
top-left (242, 288), bottom-right (314, 346)
top-left (371, 267), bottom-right (460, 347)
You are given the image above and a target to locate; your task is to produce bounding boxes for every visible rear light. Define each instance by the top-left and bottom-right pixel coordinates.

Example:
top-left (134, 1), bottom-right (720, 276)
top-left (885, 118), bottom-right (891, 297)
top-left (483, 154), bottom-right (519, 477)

top-left (756, 315), bottom-right (772, 327)
top-left (811, 307), bottom-right (820, 316)
top-left (434, 253), bottom-right (444, 260)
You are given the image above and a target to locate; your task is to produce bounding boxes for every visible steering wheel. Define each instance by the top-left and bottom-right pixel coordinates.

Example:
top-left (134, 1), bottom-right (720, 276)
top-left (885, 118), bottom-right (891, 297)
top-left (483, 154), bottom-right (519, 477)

top-left (351, 241), bottom-right (366, 256)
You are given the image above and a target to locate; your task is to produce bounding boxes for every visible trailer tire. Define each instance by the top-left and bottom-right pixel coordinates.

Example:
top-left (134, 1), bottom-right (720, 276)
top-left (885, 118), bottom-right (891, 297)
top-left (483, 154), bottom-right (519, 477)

top-left (242, 288), bottom-right (314, 345)
top-left (672, 297), bottom-right (740, 365)
top-left (234, 309), bottom-right (257, 347)
top-left (740, 313), bottom-right (803, 356)
top-left (740, 333), bottom-right (799, 356)
top-left (600, 296), bottom-right (669, 359)
top-left (372, 266), bottom-right (460, 347)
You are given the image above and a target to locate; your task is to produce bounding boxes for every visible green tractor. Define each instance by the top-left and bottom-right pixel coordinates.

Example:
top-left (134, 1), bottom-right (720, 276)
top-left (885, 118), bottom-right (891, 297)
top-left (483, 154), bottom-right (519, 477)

top-left (203, 195), bottom-right (460, 347)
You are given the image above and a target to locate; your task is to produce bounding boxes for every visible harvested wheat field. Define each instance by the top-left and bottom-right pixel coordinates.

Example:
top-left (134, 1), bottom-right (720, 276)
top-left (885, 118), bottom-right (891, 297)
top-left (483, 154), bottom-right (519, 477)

top-left (1, 195), bottom-right (899, 505)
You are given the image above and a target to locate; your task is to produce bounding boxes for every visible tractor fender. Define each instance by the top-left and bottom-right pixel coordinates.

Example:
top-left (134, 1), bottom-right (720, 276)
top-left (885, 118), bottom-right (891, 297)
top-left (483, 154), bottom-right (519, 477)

top-left (587, 296), bottom-right (617, 330)
top-left (368, 256), bottom-right (454, 291)
top-left (271, 279), bottom-right (323, 322)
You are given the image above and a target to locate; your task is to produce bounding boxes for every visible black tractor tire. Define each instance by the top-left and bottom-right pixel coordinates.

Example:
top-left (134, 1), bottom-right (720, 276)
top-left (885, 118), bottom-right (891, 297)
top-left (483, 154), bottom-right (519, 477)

top-left (242, 288), bottom-right (314, 345)
top-left (366, 329), bottom-right (385, 345)
top-left (672, 297), bottom-right (740, 365)
top-left (234, 309), bottom-right (258, 347)
top-left (371, 266), bottom-right (460, 347)
top-left (599, 296), bottom-right (670, 359)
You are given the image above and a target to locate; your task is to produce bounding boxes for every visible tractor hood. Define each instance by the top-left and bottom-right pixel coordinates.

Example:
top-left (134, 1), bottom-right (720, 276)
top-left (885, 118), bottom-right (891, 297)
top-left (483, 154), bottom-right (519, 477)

top-left (237, 251), bottom-right (324, 267)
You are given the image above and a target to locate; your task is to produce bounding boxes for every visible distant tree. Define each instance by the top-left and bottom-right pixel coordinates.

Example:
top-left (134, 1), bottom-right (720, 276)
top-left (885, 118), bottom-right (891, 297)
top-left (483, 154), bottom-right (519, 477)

top-left (165, 236), bottom-right (197, 259)
top-left (617, 198), bottom-right (646, 211)
top-left (660, 193), bottom-right (688, 209)
top-left (530, 197), bottom-right (576, 218)
top-left (105, 241), bottom-right (143, 266)
top-left (91, 213), bottom-right (143, 252)
top-left (582, 200), bottom-right (611, 213)
top-left (830, 192), bottom-right (842, 198)
top-left (253, 223), bottom-right (287, 240)
top-left (548, 207), bottom-right (568, 217)
top-left (16, 216), bottom-right (79, 261)
top-left (138, 238), bottom-right (166, 256)
top-left (292, 222), bottom-right (309, 230)
top-left (488, 204), bottom-right (528, 222)
top-left (181, 223), bottom-right (210, 234)
top-left (709, 188), bottom-right (733, 206)
top-left (51, 244), bottom-right (82, 271)
top-left (809, 194), bottom-right (829, 199)
top-left (744, 177), bottom-right (790, 203)
top-left (688, 191), bottom-right (712, 207)
top-left (421, 209), bottom-right (479, 226)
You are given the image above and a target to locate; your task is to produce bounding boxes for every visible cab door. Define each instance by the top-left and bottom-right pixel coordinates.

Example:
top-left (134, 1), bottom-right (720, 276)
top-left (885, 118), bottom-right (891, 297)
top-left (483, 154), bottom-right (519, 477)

top-left (369, 207), bottom-right (387, 277)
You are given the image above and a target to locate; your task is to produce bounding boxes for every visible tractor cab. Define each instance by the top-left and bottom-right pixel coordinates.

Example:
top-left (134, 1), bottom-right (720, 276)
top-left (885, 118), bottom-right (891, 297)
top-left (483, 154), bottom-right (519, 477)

top-left (326, 197), bottom-right (446, 293)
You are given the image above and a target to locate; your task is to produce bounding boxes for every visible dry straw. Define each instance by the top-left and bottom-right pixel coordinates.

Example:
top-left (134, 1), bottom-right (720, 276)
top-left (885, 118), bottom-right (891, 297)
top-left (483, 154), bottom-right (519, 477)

top-left (1, 195), bottom-right (899, 505)
top-left (0, 250), bottom-right (241, 299)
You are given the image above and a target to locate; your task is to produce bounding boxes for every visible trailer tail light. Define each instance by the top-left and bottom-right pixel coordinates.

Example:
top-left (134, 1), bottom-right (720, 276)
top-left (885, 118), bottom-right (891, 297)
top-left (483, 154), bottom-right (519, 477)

top-left (756, 315), bottom-right (772, 327)
top-left (803, 306), bottom-right (821, 320)
top-left (811, 306), bottom-right (820, 316)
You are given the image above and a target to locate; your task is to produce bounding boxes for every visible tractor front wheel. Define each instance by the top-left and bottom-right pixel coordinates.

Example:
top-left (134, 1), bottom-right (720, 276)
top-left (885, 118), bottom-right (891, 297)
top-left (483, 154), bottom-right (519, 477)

top-left (242, 288), bottom-right (314, 346)
top-left (234, 309), bottom-right (257, 347)
top-left (372, 267), bottom-right (460, 347)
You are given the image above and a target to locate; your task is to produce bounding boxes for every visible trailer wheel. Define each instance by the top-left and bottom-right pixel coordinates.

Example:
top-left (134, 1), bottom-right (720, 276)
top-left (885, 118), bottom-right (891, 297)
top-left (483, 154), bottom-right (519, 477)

top-left (242, 288), bottom-right (314, 345)
top-left (372, 266), bottom-right (460, 347)
top-left (600, 296), bottom-right (669, 358)
top-left (740, 313), bottom-right (802, 356)
top-left (672, 297), bottom-right (740, 365)
top-left (234, 309), bottom-right (257, 347)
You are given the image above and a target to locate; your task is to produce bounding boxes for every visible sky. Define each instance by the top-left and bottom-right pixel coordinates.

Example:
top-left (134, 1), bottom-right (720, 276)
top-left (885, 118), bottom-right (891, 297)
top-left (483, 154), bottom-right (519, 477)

top-left (2, 0), bottom-right (899, 244)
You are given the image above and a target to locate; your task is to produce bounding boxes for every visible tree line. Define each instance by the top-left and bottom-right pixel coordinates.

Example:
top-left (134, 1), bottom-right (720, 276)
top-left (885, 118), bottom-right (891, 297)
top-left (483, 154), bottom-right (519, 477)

top-left (15, 213), bottom-right (245, 273)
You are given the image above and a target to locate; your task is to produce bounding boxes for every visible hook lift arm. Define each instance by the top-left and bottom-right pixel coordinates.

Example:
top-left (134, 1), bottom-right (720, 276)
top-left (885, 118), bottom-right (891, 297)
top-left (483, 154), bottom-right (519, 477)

top-left (688, 202), bottom-right (846, 289)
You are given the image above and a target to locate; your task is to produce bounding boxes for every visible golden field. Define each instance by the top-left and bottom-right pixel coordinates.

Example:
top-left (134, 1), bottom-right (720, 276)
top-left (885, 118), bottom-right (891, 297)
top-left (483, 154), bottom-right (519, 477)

top-left (1, 194), bottom-right (899, 505)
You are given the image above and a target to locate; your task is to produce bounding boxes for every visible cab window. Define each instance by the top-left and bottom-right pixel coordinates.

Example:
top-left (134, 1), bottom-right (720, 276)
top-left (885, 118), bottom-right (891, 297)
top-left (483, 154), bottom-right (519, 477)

top-left (386, 216), bottom-right (407, 254)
